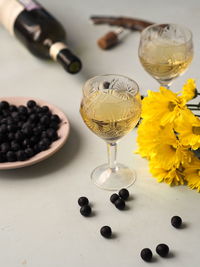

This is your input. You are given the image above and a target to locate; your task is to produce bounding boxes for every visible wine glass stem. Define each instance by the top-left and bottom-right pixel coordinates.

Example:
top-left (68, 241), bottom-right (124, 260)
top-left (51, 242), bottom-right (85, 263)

top-left (159, 82), bottom-right (170, 89)
top-left (107, 142), bottom-right (117, 171)
top-left (164, 84), bottom-right (170, 89)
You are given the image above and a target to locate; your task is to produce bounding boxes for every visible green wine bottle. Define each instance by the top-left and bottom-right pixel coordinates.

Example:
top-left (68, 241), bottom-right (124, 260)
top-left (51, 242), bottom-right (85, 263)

top-left (0, 0), bottom-right (82, 74)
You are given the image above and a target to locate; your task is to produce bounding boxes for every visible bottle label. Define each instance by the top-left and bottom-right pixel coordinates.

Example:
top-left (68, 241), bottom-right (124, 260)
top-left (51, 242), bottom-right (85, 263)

top-left (17, 0), bottom-right (41, 11)
top-left (0, 0), bottom-right (42, 35)
top-left (0, 0), bottom-right (24, 35)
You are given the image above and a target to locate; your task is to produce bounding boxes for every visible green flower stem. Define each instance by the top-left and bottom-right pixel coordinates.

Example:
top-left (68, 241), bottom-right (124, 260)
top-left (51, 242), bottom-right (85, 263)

top-left (188, 107), bottom-right (200, 111)
top-left (188, 108), bottom-right (200, 111)
top-left (187, 103), bottom-right (200, 107)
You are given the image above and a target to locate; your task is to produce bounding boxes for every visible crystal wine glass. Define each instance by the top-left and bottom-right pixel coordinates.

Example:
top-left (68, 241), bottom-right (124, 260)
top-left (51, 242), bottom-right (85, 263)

top-left (138, 23), bottom-right (193, 88)
top-left (80, 74), bottom-right (142, 190)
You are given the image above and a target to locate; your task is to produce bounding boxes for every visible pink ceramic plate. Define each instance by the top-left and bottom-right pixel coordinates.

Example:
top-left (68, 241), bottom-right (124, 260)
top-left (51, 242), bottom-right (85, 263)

top-left (0, 97), bottom-right (70, 170)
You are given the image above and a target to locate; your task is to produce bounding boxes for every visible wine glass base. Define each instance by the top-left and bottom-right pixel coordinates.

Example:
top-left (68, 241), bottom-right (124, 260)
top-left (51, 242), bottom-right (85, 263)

top-left (91, 163), bottom-right (136, 191)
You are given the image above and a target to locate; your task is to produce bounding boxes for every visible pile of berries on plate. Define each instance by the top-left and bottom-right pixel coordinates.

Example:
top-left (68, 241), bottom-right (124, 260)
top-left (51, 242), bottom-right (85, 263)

top-left (0, 100), bottom-right (61, 162)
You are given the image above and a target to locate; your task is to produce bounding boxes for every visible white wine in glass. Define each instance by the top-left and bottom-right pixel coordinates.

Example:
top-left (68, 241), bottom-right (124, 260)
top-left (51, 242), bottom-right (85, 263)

top-left (80, 74), bottom-right (141, 190)
top-left (139, 24), bottom-right (193, 88)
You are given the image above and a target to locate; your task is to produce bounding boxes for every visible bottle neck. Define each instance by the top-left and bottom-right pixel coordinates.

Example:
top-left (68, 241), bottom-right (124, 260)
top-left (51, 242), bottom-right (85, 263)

top-left (49, 42), bottom-right (68, 61)
top-left (49, 42), bottom-right (82, 74)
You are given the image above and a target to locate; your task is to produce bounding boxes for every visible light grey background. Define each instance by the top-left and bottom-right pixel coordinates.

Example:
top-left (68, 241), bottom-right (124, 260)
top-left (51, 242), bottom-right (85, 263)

top-left (0, 0), bottom-right (199, 266)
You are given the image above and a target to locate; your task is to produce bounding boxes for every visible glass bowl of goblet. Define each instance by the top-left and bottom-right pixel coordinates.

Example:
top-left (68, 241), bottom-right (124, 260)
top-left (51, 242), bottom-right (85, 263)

top-left (80, 74), bottom-right (142, 190)
top-left (138, 23), bottom-right (193, 89)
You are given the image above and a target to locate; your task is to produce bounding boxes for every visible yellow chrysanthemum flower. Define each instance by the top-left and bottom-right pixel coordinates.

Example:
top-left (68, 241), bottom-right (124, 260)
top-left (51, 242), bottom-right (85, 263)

top-left (175, 110), bottom-right (200, 150)
top-left (150, 126), bottom-right (192, 169)
top-left (181, 79), bottom-right (196, 102)
top-left (149, 162), bottom-right (185, 186)
top-left (142, 87), bottom-right (187, 126)
top-left (136, 119), bottom-right (162, 159)
top-left (137, 79), bottom-right (200, 192)
top-left (184, 156), bottom-right (200, 192)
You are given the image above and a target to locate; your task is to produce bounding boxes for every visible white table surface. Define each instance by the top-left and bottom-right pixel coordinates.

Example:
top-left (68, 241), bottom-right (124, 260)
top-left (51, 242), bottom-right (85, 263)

top-left (0, 0), bottom-right (200, 266)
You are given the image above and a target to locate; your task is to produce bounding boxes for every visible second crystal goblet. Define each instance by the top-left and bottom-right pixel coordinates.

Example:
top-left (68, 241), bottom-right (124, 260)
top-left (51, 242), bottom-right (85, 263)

top-left (138, 23), bottom-right (193, 89)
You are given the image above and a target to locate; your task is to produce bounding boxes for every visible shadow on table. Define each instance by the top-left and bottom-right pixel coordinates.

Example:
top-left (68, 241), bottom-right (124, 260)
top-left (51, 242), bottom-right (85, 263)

top-left (0, 123), bottom-right (82, 180)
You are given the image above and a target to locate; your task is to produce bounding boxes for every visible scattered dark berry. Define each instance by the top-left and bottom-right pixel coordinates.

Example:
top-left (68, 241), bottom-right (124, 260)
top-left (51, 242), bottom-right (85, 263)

top-left (33, 144), bottom-right (41, 154)
top-left (119, 188), bottom-right (129, 200)
top-left (110, 193), bottom-right (119, 204)
top-left (49, 121), bottom-right (59, 130)
top-left (8, 132), bottom-right (15, 141)
top-left (156, 244), bottom-right (169, 257)
top-left (1, 143), bottom-right (10, 153)
top-left (11, 111), bottom-right (20, 121)
top-left (0, 124), bottom-right (7, 134)
top-left (115, 198), bottom-right (125, 210)
top-left (7, 124), bottom-right (17, 133)
top-left (25, 148), bottom-right (34, 158)
top-left (22, 126), bottom-right (32, 137)
top-left (1, 118), bottom-right (8, 124)
top-left (78, 197), bottom-right (89, 207)
top-left (6, 151), bottom-right (16, 162)
top-left (37, 112), bottom-right (43, 118)
top-left (20, 114), bottom-right (28, 122)
top-left (140, 248), bottom-right (153, 262)
top-left (51, 114), bottom-right (61, 124)
top-left (30, 136), bottom-right (39, 146)
top-left (11, 141), bottom-right (21, 152)
top-left (17, 121), bottom-right (24, 128)
top-left (22, 121), bottom-right (32, 128)
top-left (7, 117), bottom-right (14, 125)
top-left (171, 216), bottom-right (182, 229)
top-left (80, 205), bottom-right (91, 217)
top-left (2, 110), bottom-right (10, 117)
top-left (15, 131), bottom-right (25, 142)
top-left (52, 133), bottom-right (58, 141)
top-left (41, 131), bottom-right (48, 139)
top-left (42, 137), bottom-right (50, 145)
top-left (38, 139), bottom-right (49, 151)
top-left (0, 134), bottom-right (5, 143)
top-left (34, 106), bottom-right (42, 113)
top-left (27, 100), bottom-right (36, 109)
top-left (33, 127), bottom-right (42, 136)
top-left (41, 106), bottom-right (49, 113)
top-left (100, 226), bottom-right (112, 238)
top-left (37, 125), bottom-right (45, 132)
top-left (22, 138), bottom-right (31, 148)
top-left (29, 113), bottom-right (39, 123)
top-left (0, 152), bottom-right (6, 163)
top-left (47, 128), bottom-right (58, 141)
top-left (16, 150), bottom-right (27, 161)
top-left (9, 105), bottom-right (17, 112)
top-left (0, 101), bottom-right (9, 110)
top-left (18, 105), bottom-right (28, 115)
top-left (40, 115), bottom-right (50, 125)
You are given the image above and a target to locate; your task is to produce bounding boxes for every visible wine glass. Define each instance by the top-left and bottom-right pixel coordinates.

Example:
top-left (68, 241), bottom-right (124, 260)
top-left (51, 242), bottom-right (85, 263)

top-left (138, 23), bottom-right (193, 88)
top-left (80, 74), bottom-right (142, 190)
